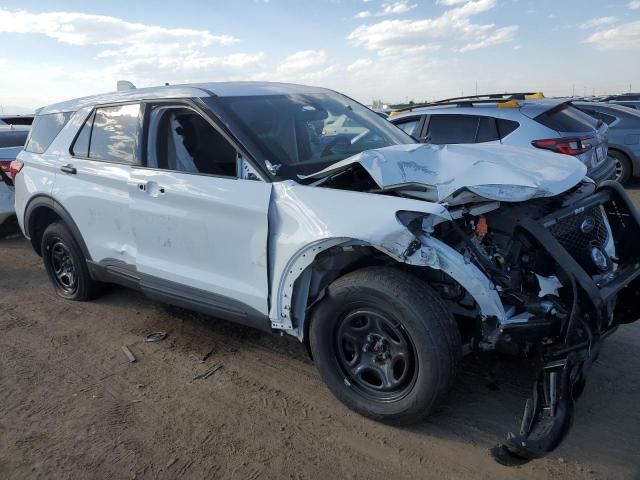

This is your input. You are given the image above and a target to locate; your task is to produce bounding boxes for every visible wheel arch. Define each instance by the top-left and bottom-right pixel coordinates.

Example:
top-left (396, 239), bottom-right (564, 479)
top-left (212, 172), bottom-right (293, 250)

top-left (23, 194), bottom-right (92, 259)
top-left (275, 235), bottom-right (506, 347)
top-left (608, 146), bottom-right (637, 176)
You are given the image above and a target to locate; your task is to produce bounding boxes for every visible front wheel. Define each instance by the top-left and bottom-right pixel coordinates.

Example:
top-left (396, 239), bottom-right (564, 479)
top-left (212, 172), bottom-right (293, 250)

top-left (309, 267), bottom-right (461, 424)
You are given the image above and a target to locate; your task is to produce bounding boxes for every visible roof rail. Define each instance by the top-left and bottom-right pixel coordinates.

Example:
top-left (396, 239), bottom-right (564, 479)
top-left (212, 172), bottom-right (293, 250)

top-left (389, 92), bottom-right (544, 115)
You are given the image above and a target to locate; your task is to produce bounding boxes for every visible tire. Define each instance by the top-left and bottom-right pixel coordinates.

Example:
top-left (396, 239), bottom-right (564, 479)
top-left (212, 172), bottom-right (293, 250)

top-left (609, 150), bottom-right (632, 185)
top-left (41, 222), bottom-right (101, 301)
top-left (309, 266), bottom-right (461, 425)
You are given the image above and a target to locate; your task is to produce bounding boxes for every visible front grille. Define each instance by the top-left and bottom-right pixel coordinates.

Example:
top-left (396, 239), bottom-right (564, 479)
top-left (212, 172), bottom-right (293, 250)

top-left (548, 206), bottom-right (608, 262)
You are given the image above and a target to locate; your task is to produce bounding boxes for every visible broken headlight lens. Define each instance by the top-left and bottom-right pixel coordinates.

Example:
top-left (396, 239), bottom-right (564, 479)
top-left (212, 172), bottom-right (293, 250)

top-left (468, 184), bottom-right (540, 202)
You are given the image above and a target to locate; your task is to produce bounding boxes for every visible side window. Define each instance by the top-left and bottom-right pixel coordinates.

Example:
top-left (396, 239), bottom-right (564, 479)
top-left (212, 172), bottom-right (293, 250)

top-left (475, 117), bottom-right (499, 143)
top-left (426, 115), bottom-right (479, 144)
top-left (394, 118), bottom-right (421, 136)
top-left (586, 110), bottom-right (617, 125)
top-left (25, 112), bottom-right (73, 154)
top-left (496, 119), bottom-right (519, 139)
top-left (0, 130), bottom-right (29, 148)
top-left (71, 104), bottom-right (140, 163)
top-left (147, 106), bottom-right (237, 177)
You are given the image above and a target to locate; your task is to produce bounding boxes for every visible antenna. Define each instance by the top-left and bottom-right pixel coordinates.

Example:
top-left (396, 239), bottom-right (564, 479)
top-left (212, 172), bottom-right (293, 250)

top-left (117, 80), bottom-right (136, 92)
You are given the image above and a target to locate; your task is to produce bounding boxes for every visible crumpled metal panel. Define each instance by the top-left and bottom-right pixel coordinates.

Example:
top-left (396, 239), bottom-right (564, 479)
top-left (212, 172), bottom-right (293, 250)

top-left (301, 143), bottom-right (587, 203)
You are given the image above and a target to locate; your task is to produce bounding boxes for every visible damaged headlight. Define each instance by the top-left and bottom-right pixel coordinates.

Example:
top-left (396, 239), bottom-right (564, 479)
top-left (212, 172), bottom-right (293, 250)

top-left (468, 184), bottom-right (540, 202)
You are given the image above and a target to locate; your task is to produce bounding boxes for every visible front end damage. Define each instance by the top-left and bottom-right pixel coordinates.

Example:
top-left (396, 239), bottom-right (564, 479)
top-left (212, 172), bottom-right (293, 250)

top-left (405, 180), bottom-right (640, 463)
top-left (281, 144), bottom-right (640, 462)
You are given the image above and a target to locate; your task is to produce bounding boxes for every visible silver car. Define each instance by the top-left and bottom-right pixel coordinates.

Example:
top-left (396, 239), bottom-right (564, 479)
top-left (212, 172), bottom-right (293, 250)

top-left (575, 101), bottom-right (640, 184)
top-left (390, 93), bottom-right (615, 184)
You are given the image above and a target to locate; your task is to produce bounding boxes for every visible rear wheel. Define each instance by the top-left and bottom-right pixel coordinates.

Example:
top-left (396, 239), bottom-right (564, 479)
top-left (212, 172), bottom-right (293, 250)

top-left (41, 222), bottom-right (101, 300)
top-left (609, 150), bottom-right (632, 185)
top-left (309, 267), bottom-right (461, 424)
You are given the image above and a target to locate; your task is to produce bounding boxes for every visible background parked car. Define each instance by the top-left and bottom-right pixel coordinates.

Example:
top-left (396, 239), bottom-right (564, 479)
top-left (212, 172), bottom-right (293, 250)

top-left (0, 114), bottom-right (34, 126)
top-left (0, 125), bottom-right (30, 229)
top-left (607, 100), bottom-right (640, 111)
top-left (574, 101), bottom-right (640, 184)
top-left (389, 93), bottom-right (615, 184)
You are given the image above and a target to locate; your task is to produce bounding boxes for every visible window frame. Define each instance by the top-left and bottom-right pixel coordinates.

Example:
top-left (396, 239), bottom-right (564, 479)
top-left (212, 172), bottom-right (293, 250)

top-left (68, 101), bottom-right (144, 166)
top-left (424, 114), bottom-right (500, 144)
top-left (393, 115), bottom-right (427, 140)
top-left (136, 98), bottom-right (268, 182)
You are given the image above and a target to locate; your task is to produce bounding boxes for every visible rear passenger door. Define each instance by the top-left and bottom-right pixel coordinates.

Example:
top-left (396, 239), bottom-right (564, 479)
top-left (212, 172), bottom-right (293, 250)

top-left (129, 102), bottom-right (272, 323)
top-left (424, 115), bottom-right (501, 145)
top-left (53, 103), bottom-right (141, 267)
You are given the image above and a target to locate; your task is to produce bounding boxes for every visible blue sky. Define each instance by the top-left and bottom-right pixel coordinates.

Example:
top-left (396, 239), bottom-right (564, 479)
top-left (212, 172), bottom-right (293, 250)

top-left (0, 0), bottom-right (639, 111)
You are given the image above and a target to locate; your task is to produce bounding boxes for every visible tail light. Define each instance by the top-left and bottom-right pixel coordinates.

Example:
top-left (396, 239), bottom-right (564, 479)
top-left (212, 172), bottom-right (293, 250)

top-left (531, 136), bottom-right (593, 156)
top-left (0, 160), bottom-right (24, 184)
top-left (9, 160), bottom-right (24, 180)
top-left (0, 161), bottom-right (11, 183)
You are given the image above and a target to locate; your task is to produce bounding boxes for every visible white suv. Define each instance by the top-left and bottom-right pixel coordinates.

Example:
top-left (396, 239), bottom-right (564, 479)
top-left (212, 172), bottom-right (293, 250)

top-left (13, 82), bottom-right (640, 463)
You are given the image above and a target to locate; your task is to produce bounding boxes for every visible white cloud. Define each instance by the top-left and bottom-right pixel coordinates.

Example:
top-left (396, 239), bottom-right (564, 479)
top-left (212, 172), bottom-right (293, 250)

top-left (348, 0), bottom-right (516, 53)
top-left (377, 44), bottom-right (441, 56)
top-left (355, 11), bottom-right (372, 18)
top-left (579, 17), bottom-right (619, 29)
top-left (375, 2), bottom-right (417, 16)
top-left (347, 58), bottom-right (373, 72)
top-left (584, 21), bottom-right (640, 49)
top-left (628, 1), bottom-right (640, 10)
top-left (436, 0), bottom-right (469, 5)
top-left (0, 9), bottom-right (237, 47)
top-left (459, 25), bottom-right (518, 51)
top-left (0, 8), bottom-right (264, 87)
top-left (276, 50), bottom-right (328, 74)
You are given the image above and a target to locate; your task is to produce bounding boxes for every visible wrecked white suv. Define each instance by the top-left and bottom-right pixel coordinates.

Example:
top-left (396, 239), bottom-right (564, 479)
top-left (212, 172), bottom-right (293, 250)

top-left (14, 83), bottom-right (640, 463)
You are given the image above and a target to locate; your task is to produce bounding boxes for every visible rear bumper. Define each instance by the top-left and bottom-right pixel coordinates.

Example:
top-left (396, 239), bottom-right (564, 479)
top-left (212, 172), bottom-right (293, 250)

top-left (0, 185), bottom-right (15, 224)
top-left (494, 180), bottom-right (640, 463)
top-left (588, 156), bottom-right (617, 184)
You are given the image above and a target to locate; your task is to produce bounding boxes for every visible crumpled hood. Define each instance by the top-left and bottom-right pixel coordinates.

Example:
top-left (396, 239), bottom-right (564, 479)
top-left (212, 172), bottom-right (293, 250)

top-left (301, 143), bottom-right (587, 203)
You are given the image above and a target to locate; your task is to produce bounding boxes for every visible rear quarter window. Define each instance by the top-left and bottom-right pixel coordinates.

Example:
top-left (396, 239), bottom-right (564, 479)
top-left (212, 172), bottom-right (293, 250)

top-left (496, 119), bottom-right (519, 139)
top-left (71, 104), bottom-right (141, 164)
top-left (25, 112), bottom-right (74, 154)
top-left (534, 104), bottom-right (598, 132)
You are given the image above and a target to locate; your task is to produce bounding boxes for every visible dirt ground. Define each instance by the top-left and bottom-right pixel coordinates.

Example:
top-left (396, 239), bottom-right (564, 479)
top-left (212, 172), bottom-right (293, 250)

top-left (1, 186), bottom-right (640, 480)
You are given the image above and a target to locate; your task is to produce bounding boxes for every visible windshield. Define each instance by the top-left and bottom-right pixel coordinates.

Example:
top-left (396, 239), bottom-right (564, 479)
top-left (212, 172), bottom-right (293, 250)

top-left (214, 93), bottom-right (413, 180)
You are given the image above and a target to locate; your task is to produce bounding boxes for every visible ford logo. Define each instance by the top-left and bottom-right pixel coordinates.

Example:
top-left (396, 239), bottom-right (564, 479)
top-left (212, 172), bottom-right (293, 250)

top-left (580, 217), bottom-right (596, 233)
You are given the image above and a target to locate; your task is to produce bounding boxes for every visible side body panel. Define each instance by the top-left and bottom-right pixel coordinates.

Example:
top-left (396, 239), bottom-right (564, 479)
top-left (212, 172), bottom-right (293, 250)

top-left (15, 149), bottom-right (61, 234)
top-left (267, 181), bottom-right (453, 330)
top-left (49, 107), bottom-right (137, 265)
top-left (129, 168), bottom-right (272, 316)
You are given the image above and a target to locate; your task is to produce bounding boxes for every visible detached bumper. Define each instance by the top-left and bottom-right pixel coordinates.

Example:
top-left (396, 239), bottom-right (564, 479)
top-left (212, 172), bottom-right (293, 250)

top-left (494, 181), bottom-right (640, 464)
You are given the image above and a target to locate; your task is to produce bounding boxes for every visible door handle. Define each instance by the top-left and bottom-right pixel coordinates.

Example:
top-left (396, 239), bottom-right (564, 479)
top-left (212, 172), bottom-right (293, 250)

top-left (138, 182), bottom-right (165, 195)
top-left (60, 165), bottom-right (76, 174)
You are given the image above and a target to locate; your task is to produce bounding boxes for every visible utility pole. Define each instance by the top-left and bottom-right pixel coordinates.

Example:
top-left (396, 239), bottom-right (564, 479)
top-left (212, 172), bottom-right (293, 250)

top-left (572, 84), bottom-right (575, 97)
top-left (475, 80), bottom-right (478, 96)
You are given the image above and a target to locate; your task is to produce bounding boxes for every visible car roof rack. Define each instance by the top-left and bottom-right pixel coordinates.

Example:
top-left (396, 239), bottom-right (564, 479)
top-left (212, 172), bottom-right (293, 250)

top-left (389, 92), bottom-right (544, 116)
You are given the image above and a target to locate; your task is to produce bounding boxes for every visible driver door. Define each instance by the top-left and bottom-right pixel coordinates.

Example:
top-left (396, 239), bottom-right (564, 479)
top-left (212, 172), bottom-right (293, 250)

top-left (129, 103), bottom-right (272, 324)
